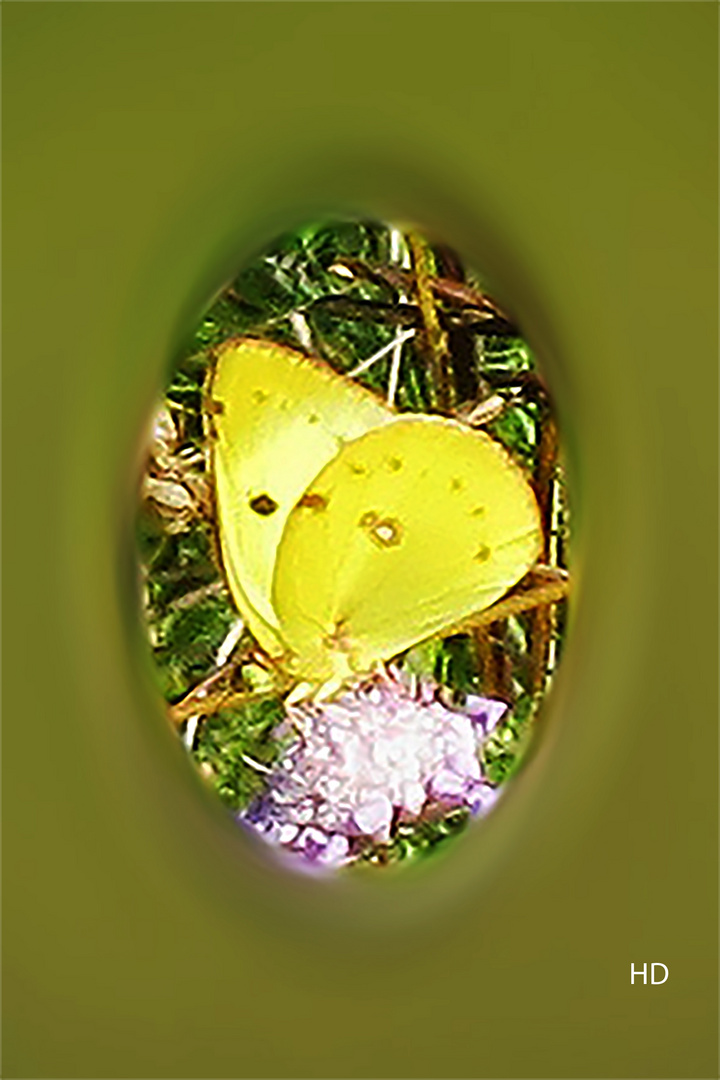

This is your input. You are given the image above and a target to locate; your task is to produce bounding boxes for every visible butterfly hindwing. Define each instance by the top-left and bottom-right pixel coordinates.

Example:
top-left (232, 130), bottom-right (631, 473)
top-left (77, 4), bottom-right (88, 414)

top-left (272, 416), bottom-right (543, 686)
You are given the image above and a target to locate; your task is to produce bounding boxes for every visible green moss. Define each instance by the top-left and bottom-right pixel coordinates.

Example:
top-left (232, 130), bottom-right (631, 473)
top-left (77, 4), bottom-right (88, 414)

top-left (488, 401), bottom-right (539, 467)
top-left (140, 520), bottom-right (220, 613)
top-left (192, 698), bottom-right (286, 811)
top-left (152, 595), bottom-right (238, 703)
top-left (360, 807), bottom-right (471, 867)
top-left (483, 335), bottom-right (535, 373)
top-left (482, 692), bottom-right (536, 785)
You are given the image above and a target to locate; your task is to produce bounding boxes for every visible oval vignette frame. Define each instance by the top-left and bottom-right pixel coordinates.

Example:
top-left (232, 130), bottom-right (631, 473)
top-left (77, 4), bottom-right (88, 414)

top-left (122, 157), bottom-right (587, 935)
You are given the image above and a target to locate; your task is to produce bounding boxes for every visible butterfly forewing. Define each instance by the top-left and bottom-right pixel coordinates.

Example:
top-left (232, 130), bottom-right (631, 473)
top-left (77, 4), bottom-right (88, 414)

top-left (211, 338), bottom-right (394, 655)
top-left (272, 416), bottom-right (543, 685)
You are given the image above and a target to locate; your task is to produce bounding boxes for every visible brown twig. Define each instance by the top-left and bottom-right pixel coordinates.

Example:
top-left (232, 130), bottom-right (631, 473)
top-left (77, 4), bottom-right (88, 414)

top-left (473, 623), bottom-right (512, 701)
top-left (329, 257), bottom-right (516, 329)
top-left (528, 414), bottom-right (560, 693)
top-left (407, 232), bottom-right (453, 410)
top-left (167, 662), bottom-right (239, 726)
top-left (166, 580), bottom-right (228, 613)
top-left (447, 568), bottom-right (570, 637)
top-left (166, 655), bottom-right (284, 726)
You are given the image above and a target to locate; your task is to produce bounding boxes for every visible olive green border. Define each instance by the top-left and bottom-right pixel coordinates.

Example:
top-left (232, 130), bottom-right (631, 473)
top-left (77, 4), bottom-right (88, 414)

top-left (4, 4), bottom-right (717, 1077)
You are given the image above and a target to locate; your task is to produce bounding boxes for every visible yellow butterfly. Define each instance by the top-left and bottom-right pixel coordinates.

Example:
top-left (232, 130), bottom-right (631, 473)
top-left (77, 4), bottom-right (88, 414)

top-left (209, 337), bottom-right (542, 701)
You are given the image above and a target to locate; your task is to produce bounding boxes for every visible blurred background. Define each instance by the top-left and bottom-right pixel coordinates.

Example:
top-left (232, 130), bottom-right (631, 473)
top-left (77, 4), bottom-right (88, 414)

top-left (3, 4), bottom-right (717, 1077)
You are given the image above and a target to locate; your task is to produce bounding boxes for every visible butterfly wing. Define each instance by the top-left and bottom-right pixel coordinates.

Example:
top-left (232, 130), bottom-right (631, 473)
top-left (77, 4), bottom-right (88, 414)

top-left (272, 416), bottom-right (542, 686)
top-left (210, 337), bottom-right (395, 655)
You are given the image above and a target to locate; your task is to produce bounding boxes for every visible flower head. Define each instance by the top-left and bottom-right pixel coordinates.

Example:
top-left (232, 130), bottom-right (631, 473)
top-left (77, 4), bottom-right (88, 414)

top-left (241, 673), bottom-right (506, 870)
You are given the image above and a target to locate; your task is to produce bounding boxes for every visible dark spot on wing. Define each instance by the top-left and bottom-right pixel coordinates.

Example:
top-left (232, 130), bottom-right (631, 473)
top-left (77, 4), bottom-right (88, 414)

top-left (470, 506), bottom-right (486, 518)
top-left (307, 413), bottom-right (320, 424)
top-left (450, 476), bottom-right (465, 492)
top-left (386, 456), bottom-right (403, 472)
top-left (297, 492), bottom-right (328, 511)
top-left (249, 494), bottom-right (279, 516)
top-left (348, 461), bottom-right (367, 476)
top-left (359, 514), bottom-right (403, 548)
top-left (474, 544), bottom-right (491, 563)
top-left (252, 389), bottom-right (269, 405)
